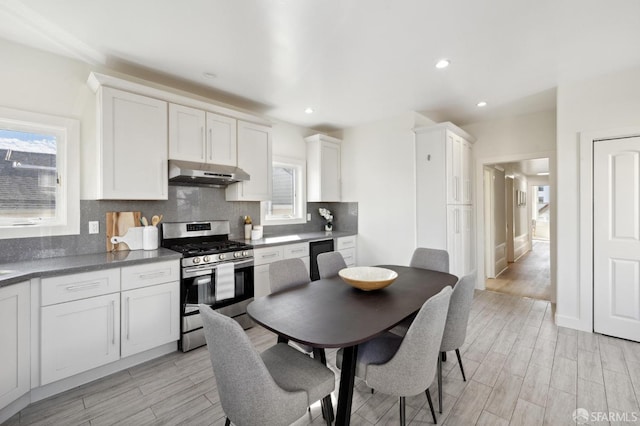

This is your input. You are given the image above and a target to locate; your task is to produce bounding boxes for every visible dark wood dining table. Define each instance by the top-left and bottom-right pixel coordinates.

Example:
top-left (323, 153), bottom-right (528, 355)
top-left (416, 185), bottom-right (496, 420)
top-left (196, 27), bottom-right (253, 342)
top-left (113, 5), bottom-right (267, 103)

top-left (246, 265), bottom-right (458, 426)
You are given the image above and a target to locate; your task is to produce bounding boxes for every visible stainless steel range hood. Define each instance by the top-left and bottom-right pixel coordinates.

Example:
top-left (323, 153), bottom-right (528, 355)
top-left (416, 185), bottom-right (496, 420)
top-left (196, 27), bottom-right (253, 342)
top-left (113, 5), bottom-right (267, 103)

top-left (168, 160), bottom-right (250, 187)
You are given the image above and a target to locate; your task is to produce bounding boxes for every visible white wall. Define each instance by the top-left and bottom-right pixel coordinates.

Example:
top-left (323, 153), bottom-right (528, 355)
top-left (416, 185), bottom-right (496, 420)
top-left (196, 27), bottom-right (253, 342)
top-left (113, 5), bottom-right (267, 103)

top-left (339, 112), bottom-right (435, 266)
top-left (462, 110), bottom-right (556, 295)
top-left (271, 120), bottom-right (316, 160)
top-left (556, 66), bottom-right (640, 331)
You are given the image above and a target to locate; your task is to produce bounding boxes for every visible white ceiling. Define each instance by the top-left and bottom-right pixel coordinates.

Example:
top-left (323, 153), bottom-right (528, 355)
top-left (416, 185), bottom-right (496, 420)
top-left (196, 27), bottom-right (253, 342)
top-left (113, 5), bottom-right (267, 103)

top-left (1, 0), bottom-right (639, 131)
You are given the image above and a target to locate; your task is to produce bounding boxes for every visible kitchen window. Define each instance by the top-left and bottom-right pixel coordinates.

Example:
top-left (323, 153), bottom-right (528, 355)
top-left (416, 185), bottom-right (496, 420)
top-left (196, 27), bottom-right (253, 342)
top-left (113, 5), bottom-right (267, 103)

top-left (0, 107), bottom-right (79, 239)
top-left (260, 156), bottom-right (306, 225)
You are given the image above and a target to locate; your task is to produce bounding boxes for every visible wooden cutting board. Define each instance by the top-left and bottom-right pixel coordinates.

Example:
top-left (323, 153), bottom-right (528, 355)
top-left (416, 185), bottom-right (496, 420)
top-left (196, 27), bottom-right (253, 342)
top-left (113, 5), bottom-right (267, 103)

top-left (106, 211), bottom-right (141, 251)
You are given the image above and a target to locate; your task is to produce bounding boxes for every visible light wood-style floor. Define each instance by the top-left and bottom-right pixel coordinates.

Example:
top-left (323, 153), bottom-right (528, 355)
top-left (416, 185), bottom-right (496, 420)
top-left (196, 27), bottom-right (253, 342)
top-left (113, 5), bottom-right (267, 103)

top-left (6, 290), bottom-right (640, 426)
top-left (486, 240), bottom-right (551, 301)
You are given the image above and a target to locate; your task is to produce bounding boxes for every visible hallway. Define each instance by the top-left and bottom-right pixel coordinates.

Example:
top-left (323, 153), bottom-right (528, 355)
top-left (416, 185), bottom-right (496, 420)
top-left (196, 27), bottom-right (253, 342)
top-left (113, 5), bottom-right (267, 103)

top-left (486, 240), bottom-right (551, 300)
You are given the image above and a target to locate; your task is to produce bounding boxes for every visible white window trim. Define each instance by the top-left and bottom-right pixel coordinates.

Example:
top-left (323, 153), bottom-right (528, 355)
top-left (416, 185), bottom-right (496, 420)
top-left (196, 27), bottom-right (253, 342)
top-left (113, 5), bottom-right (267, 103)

top-left (260, 155), bottom-right (307, 226)
top-left (0, 106), bottom-right (80, 239)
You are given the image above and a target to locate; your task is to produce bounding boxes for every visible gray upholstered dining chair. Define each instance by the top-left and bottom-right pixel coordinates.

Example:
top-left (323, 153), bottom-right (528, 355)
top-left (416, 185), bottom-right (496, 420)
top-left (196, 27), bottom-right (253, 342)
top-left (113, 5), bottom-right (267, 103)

top-left (269, 258), bottom-right (314, 353)
top-left (269, 258), bottom-right (310, 293)
top-left (268, 258), bottom-right (335, 420)
top-left (436, 271), bottom-right (476, 413)
top-left (200, 305), bottom-right (335, 426)
top-left (388, 247), bottom-right (450, 336)
top-left (336, 286), bottom-right (452, 425)
top-left (317, 251), bottom-right (347, 279)
top-left (410, 247), bottom-right (449, 273)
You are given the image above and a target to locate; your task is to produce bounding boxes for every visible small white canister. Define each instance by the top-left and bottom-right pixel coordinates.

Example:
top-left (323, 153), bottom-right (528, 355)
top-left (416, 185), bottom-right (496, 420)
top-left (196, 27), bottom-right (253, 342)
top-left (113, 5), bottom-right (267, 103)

top-left (251, 225), bottom-right (263, 240)
top-left (143, 226), bottom-right (159, 250)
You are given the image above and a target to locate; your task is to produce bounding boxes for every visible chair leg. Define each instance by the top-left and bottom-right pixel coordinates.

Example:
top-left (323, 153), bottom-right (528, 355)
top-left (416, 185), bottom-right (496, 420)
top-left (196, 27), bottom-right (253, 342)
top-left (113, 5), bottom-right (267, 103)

top-left (313, 348), bottom-right (334, 422)
top-left (455, 348), bottom-right (466, 382)
top-left (438, 355), bottom-right (443, 413)
top-left (441, 351), bottom-right (447, 362)
top-left (320, 396), bottom-right (332, 426)
top-left (224, 418), bottom-right (231, 426)
top-left (399, 396), bottom-right (406, 426)
top-left (425, 388), bottom-right (437, 424)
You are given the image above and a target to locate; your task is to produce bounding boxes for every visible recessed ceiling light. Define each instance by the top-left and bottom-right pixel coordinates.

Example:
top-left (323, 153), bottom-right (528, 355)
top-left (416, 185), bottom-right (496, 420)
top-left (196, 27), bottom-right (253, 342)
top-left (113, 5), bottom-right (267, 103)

top-left (477, 101), bottom-right (487, 107)
top-left (203, 72), bottom-right (217, 79)
top-left (435, 59), bottom-right (450, 69)
top-left (304, 107), bottom-right (314, 114)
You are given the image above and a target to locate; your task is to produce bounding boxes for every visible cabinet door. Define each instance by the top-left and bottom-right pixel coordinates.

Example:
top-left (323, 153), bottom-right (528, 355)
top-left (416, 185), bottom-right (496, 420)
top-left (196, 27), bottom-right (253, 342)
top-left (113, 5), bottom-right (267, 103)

top-left (320, 140), bottom-right (341, 201)
top-left (461, 205), bottom-right (474, 275)
top-left (169, 104), bottom-right (206, 162)
top-left (206, 112), bottom-right (237, 166)
top-left (121, 282), bottom-right (180, 357)
top-left (254, 264), bottom-right (271, 298)
top-left (0, 282), bottom-right (29, 409)
top-left (41, 293), bottom-right (120, 385)
top-left (462, 140), bottom-right (473, 204)
top-left (447, 205), bottom-right (463, 276)
top-left (226, 121), bottom-right (272, 201)
top-left (446, 132), bottom-right (463, 204)
top-left (99, 87), bottom-right (168, 200)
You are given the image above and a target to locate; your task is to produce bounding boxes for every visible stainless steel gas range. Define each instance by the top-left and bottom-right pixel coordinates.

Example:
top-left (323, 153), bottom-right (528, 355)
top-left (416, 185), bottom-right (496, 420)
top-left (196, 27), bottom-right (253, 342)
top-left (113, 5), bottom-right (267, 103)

top-left (160, 220), bottom-right (254, 352)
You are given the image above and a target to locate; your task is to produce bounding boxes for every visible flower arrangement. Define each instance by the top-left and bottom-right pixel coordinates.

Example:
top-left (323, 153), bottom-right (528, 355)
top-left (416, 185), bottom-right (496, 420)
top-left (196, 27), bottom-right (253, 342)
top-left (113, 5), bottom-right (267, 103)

top-left (319, 208), bottom-right (333, 231)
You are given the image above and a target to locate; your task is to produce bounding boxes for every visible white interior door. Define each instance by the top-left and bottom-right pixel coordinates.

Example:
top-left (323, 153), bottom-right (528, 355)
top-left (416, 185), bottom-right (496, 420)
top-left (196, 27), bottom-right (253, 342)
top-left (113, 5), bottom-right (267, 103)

top-left (593, 136), bottom-right (640, 342)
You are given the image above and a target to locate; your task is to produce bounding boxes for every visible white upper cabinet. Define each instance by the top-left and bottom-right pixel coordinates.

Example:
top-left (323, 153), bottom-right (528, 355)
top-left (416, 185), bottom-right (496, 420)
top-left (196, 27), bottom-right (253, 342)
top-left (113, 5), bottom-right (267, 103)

top-left (445, 131), bottom-right (473, 205)
top-left (226, 121), bottom-right (272, 201)
top-left (169, 104), bottom-right (237, 166)
top-left (306, 134), bottom-right (341, 202)
top-left (96, 86), bottom-right (168, 200)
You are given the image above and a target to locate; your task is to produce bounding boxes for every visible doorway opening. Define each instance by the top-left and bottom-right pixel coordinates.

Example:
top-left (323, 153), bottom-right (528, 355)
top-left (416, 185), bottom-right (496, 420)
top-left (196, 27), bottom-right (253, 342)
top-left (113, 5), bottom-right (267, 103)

top-left (483, 158), bottom-right (552, 301)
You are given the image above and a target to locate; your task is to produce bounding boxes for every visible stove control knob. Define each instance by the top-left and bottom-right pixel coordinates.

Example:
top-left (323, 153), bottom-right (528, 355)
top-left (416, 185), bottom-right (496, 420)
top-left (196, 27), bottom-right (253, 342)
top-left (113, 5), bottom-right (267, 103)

top-left (234, 252), bottom-right (242, 258)
top-left (218, 254), bottom-right (226, 261)
top-left (242, 250), bottom-right (249, 256)
top-left (192, 257), bottom-right (201, 264)
top-left (202, 255), bottom-right (210, 263)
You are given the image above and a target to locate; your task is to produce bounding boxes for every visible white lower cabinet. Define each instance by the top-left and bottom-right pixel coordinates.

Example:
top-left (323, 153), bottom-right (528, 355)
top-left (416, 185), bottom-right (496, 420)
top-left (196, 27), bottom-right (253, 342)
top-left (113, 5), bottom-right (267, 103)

top-left (121, 281), bottom-right (180, 357)
top-left (0, 281), bottom-right (30, 410)
top-left (39, 260), bottom-right (180, 385)
top-left (336, 236), bottom-right (357, 267)
top-left (41, 293), bottom-right (120, 385)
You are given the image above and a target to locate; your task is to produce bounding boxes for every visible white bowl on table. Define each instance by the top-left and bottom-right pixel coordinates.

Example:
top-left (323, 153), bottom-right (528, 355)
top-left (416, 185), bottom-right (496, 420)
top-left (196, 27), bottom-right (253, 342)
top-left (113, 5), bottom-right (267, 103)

top-left (338, 266), bottom-right (398, 291)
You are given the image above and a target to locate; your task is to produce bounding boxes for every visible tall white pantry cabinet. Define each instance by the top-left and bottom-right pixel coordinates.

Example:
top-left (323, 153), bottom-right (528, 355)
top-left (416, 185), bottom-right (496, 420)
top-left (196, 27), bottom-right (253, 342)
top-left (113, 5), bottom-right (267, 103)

top-left (415, 122), bottom-right (475, 277)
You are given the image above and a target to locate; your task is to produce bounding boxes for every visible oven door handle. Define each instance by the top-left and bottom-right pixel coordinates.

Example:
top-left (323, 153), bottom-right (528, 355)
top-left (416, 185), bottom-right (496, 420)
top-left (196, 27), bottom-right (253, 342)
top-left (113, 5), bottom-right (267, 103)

top-left (183, 259), bottom-right (254, 277)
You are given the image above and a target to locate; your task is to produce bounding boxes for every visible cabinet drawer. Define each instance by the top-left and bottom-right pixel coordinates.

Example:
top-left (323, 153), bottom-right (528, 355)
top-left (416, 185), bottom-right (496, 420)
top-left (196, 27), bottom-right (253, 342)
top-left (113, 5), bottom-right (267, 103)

top-left (41, 269), bottom-right (120, 306)
top-left (121, 260), bottom-right (180, 291)
top-left (284, 243), bottom-right (309, 259)
top-left (339, 248), bottom-right (356, 267)
top-left (336, 236), bottom-right (357, 250)
top-left (254, 247), bottom-right (284, 265)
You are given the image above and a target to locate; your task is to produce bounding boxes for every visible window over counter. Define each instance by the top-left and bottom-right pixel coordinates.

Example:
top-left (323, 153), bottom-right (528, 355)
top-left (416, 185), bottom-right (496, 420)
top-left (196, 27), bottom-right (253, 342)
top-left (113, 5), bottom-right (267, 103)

top-left (0, 106), bottom-right (79, 239)
top-left (260, 156), bottom-right (306, 225)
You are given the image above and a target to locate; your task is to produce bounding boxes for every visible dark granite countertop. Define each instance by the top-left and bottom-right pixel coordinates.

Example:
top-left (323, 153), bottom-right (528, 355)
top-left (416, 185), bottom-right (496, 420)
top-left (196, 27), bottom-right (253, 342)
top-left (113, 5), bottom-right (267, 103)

top-left (0, 248), bottom-right (182, 288)
top-left (0, 231), bottom-right (358, 288)
top-left (246, 231), bottom-right (357, 248)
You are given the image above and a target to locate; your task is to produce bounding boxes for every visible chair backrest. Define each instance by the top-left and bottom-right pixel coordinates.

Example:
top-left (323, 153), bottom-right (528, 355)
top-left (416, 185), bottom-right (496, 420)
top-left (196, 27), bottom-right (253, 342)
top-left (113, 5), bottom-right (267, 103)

top-left (269, 258), bottom-right (310, 293)
top-left (440, 271), bottom-right (476, 352)
top-left (317, 251), bottom-right (347, 279)
top-left (366, 286), bottom-right (452, 396)
top-left (410, 248), bottom-right (449, 273)
top-left (200, 305), bottom-right (301, 425)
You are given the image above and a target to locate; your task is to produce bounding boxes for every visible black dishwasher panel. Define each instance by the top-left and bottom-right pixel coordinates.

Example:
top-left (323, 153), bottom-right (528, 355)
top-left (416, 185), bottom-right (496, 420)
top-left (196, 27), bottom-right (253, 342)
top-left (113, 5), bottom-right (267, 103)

top-left (309, 239), bottom-right (335, 281)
